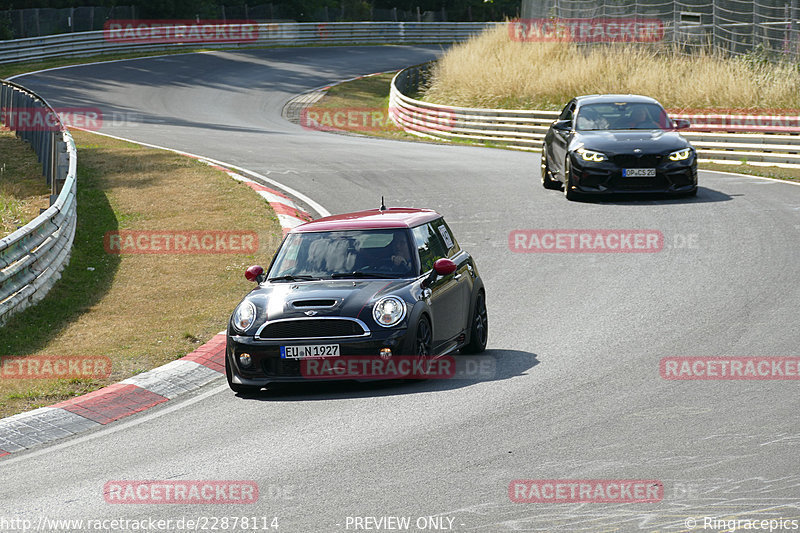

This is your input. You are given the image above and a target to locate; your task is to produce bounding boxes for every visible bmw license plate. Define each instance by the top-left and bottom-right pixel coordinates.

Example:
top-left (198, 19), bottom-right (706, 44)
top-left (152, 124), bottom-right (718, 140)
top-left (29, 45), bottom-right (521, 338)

top-left (281, 344), bottom-right (340, 359)
top-left (623, 168), bottom-right (656, 177)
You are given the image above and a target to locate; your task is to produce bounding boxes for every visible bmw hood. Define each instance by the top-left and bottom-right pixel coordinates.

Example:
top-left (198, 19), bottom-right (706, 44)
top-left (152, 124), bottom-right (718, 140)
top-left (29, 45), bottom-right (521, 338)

top-left (241, 279), bottom-right (411, 323)
top-left (573, 130), bottom-right (692, 155)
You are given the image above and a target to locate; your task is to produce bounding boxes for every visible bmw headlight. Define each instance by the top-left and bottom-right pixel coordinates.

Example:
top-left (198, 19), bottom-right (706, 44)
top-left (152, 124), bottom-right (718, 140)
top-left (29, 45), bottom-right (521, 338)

top-left (232, 301), bottom-right (257, 332)
top-left (576, 148), bottom-right (607, 162)
top-left (373, 296), bottom-right (406, 328)
top-left (669, 147), bottom-right (692, 161)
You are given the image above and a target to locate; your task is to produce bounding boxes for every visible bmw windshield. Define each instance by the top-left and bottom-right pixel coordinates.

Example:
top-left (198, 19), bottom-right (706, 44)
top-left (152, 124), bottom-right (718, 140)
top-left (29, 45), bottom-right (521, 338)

top-left (268, 229), bottom-right (417, 280)
top-left (576, 102), bottom-right (673, 131)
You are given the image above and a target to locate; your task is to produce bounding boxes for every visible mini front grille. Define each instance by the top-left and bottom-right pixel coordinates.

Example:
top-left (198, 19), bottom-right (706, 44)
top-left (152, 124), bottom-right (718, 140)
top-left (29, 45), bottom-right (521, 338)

top-left (257, 319), bottom-right (366, 339)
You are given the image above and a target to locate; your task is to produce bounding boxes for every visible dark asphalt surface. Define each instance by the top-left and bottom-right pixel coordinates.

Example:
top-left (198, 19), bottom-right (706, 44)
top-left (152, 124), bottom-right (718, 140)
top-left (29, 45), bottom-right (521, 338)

top-left (2, 46), bottom-right (799, 532)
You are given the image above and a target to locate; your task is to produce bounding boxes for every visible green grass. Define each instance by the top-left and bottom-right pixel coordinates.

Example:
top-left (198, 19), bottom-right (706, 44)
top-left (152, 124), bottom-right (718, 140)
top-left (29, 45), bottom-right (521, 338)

top-left (0, 131), bottom-right (50, 236)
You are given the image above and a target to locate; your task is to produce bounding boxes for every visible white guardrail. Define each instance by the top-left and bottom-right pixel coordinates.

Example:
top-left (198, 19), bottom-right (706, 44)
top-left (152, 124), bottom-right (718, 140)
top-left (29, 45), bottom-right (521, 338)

top-left (0, 81), bottom-right (77, 326)
top-left (0, 22), bottom-right (496, 64)
top-left (390, 63), bottom-right (800, 166)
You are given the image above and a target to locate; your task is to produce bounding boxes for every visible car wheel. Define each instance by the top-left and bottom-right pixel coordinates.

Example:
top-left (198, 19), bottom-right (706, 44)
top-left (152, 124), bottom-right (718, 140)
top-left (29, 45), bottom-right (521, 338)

top-left (541, 146), bottom-right (560, 190)
top-left (563, 156), bottom-right (580, 201)
top-left (225, 353), bottom-right (263, 395)
top-left (462, 290), bottom-right (488, 354)
top-left (414, 316), bottom-right (433, 376)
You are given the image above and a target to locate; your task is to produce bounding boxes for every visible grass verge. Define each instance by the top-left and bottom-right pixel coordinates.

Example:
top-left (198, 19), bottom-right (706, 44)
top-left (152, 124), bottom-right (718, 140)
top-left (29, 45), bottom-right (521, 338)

top-left (0, 130), bottom-right (50, 236)
top-left (0, 130), bottom-right (282, 418)
top-left (303, 72), bottom-right (414, 141)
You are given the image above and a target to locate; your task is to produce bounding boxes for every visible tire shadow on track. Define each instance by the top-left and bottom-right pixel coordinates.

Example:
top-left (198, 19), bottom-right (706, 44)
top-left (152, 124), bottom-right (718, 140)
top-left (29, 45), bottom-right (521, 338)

top-left (231, 349), bottom-right (538, 402)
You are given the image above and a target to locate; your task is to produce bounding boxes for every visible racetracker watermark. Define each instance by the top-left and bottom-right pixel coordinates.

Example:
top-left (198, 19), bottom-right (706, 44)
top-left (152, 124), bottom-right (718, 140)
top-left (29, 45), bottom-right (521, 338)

top-left (509, 229), bottom-right (663, 253)
top-left (660, 357), bottom-right (800, 380)
top-left (103, 481), bottom-right (258, 504)
top-left (509, 479), bottom-right (663, 503)
top-left (669, 109), bottom-right (800, 132)
top-left (301, 356), bottom-right (456, 380)
top-left (299, 355), bottom-right (496, 381)
top-left (509, 18), bottom-right (664, 42)
top-left (300, 106), bottom-right (455, 132)
top-left (0, 356), bottom-right (111, 380)
top-left (1, 107), bottom-right (103, 131)
top-left (104, 231), bottom-right (258, 255)
top-left (104, 20), bottom-right (259, 43)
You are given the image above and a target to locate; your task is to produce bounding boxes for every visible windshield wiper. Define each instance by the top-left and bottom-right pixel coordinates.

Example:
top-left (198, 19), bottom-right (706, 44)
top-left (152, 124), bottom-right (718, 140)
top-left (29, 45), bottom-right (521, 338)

top-left (330, 271), bottom-right (401, 279)
top-left (267, 275), bottom-right (318, 282)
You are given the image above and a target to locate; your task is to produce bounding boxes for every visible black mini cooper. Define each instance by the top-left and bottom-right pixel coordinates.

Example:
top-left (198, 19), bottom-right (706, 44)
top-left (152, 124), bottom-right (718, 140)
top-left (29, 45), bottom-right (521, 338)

top-left (225, 206), bottom-right (487, 393)
top-left (541, 94), bottom-right (698, 200)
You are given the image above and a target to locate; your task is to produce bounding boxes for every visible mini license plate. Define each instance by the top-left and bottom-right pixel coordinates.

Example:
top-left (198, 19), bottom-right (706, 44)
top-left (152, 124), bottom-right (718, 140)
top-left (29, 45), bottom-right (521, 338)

top-left (280, 344), bottom-right (340, 359)
top-left (623, 168), bottom-right (656, 177)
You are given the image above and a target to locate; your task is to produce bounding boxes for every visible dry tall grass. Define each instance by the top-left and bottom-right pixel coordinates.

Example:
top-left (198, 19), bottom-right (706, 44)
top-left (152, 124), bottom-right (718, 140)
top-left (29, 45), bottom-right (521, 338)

top-left (422, 24), bottom-right (800, 111)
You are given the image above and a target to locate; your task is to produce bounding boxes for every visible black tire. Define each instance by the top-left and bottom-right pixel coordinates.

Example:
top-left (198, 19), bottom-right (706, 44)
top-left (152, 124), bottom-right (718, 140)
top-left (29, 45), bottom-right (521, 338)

top-left (413, 316), bottom-right (434, 377)
top-left (541, 146), bottom-right (560, 190)
top-left (225, 353), bottom-right (263, 395)
top-left (563, 157), bottom-right (580, 201)
top-left (462, 290), bottom-right (488, 354)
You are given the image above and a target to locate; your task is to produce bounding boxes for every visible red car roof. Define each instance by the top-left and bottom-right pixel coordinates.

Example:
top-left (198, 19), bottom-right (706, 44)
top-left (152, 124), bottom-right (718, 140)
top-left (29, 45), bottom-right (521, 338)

top-left (292, 208), bottom-right (441, 233)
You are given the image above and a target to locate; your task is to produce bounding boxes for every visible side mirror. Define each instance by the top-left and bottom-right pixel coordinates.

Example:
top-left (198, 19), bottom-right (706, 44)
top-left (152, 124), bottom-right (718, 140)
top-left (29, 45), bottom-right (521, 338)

top-left (245, 265), bottom-right (265, 283)
top-left (672, 118), bottom-right (691, 130)
top-left (433, 258), bottom-right (457, 276)
top-left (552, 119), bottom-right (572, 131)
top-left (422, 258), bottom-right (458, 288)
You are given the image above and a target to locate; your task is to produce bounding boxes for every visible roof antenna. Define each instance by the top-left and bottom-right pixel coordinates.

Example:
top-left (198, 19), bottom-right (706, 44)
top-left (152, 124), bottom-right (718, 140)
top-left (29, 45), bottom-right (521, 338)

top-left (379, 196), bottom-right (387, 211)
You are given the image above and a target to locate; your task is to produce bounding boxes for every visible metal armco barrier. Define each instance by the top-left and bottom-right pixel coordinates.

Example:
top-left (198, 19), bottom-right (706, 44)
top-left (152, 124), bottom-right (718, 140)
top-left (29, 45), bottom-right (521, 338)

top-left (0, 22), bottom-right (496, 64)
top-left (0, 81), bottom-right (77, 327)
top-left (390, 63), bottom-right (800, 166)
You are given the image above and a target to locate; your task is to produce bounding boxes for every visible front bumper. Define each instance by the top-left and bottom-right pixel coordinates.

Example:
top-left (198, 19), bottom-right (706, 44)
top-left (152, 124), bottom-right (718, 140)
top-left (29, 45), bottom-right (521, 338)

top-left (227, 327), bottom-right (415, 385)
top-left (569, 152), bottom-right (697, 195)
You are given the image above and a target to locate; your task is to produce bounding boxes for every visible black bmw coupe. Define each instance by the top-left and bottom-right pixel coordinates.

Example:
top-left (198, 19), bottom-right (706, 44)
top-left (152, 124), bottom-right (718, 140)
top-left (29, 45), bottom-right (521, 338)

top-left (225, 206), bottom-right (488, 393)
top-left (541, 94), bottom-right (698, 200)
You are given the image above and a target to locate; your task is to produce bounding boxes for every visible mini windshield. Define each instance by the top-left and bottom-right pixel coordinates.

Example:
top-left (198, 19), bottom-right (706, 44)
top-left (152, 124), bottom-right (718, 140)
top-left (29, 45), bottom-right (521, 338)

top-left (575, 102), bottom-right (672, 131)
top-left (268, 229), bottom-right (416, 280)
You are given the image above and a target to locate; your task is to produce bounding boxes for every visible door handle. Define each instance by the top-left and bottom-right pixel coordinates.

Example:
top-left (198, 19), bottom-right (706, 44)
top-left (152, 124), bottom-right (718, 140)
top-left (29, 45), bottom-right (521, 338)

top-left (454, 273), bottom-right (462, 280)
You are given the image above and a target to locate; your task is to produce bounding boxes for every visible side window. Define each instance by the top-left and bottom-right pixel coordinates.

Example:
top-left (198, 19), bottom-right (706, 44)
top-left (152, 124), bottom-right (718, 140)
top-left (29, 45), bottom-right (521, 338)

top-left (412, 223), bottom-right (448, 274)
top-left (435, 219), bottom-right (460, 257)
top-left (559, 101), bottom-right (576, 122)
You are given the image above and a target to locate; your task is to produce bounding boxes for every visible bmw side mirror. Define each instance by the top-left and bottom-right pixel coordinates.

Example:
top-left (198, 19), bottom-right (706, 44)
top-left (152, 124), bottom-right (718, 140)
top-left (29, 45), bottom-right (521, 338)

top-left (552, 119), bottom-right (572, 131)
top-left (673, 118), bottom-right (691, 130)
top-left (245, 265), bottom-right (265, 283)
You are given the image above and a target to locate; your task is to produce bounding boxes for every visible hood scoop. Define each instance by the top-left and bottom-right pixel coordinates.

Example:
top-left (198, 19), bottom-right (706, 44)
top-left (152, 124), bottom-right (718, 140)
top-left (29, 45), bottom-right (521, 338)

top-left (291, 299), bottom-right (337, 308)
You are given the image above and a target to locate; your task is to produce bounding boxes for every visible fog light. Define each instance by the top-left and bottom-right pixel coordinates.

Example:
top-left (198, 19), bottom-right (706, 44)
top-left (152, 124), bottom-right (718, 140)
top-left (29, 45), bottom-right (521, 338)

top-left (239, 353), bottom-right (253, 367)
top-left (380, 348), bottom-right (392, 360)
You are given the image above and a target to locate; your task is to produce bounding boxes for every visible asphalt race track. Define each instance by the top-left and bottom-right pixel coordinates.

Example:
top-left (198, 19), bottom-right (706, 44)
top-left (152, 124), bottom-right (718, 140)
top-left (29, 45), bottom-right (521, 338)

top-left (3, 46), bottom-right (800, 532)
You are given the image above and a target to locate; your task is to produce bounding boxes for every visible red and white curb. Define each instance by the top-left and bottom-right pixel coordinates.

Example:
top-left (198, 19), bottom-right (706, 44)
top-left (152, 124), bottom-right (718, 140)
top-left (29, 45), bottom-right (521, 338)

top-left (0, 137), bottom-right (323, 458)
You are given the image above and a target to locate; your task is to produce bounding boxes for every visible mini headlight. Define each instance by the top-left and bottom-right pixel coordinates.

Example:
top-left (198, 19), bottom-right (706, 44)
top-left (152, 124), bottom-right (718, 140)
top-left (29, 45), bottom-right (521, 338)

top-left (577, 148), bottom-right (607, 162)
top-left (373, 296), bottom-right (406, 328)
top-left (232, 301), bottom-right (257, 332)
top-left (669, 148), bottom-right (692, 161)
